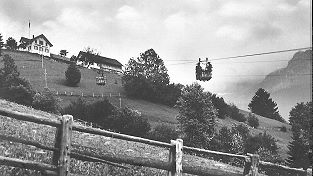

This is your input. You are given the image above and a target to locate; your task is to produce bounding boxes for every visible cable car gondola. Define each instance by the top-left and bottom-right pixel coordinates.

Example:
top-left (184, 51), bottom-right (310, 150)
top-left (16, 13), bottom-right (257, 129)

top-left (196, 58), bottom-right (212, 81)
top-left (96, 76), bottom-right (106, 85)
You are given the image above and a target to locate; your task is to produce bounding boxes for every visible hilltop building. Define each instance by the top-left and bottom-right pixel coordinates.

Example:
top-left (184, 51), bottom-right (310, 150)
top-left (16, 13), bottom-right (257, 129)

top-left (76, 51), bottom-right (123, 74)
top-left (19, 34), bottom-right (53, 56)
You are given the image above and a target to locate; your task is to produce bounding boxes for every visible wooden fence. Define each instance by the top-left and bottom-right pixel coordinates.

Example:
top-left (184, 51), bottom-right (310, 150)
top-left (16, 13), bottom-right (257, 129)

top-left (0, 107), bottom-right (311, 176)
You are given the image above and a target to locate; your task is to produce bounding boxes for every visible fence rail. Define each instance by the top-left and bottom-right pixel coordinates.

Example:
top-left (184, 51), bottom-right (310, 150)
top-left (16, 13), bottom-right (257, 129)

top-left (0, 106), bottom-right (311, 176)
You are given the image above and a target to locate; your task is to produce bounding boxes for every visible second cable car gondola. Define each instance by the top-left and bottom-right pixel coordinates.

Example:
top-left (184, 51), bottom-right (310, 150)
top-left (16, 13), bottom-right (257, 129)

top-left (196, 58), bottom-right (212, 81)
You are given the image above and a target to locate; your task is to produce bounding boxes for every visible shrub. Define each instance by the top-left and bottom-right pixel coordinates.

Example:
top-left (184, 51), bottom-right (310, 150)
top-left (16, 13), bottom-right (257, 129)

top-left (32, 88), bottom-right (60, 114)
top-left (65, 63), bottom-right (81, 86)
top-left (87, 99), bottom-right (116, 127)
top-left (147, 123), bottom-right (179, 142)
top-left (62, 98), bottom-right (150, 137)
top-left (111, 107), bottom-right (151, 137)
top-left (228, 104), bottom-right (246, 122)
top-left (61, 98), bottom-right (89, 121)
top-left (280, 126), bottom-right (287, 132)
top-left (245, 132), bottom-right (278, 154)
top-left (248, 113), bottom-right (259, 128)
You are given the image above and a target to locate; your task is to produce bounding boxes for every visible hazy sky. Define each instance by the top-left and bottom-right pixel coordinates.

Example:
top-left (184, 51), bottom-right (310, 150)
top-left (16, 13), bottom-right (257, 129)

top-left (0, 0), bottom-right (311, 94)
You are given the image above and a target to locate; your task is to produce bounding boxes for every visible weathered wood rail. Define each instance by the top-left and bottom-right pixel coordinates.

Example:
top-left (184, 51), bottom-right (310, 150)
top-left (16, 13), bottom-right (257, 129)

top-left (0, 107), bottom-right (311, 176)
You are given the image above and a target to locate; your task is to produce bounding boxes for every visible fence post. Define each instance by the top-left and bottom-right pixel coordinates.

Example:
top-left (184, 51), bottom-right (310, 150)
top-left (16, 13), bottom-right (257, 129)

top-left (168, 139), bottom-right (183, 176)
top-left (52, 115), bottom-right (73, 176)
top-left (246, 153), bottom-right (259, 176)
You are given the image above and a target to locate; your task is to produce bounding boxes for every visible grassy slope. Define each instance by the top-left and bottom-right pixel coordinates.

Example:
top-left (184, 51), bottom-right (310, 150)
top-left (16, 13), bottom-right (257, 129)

top-left (0, 99), bottom-right (244, 176)
top-left (1, 50), bottom-right (292, 159)
top-left (1, 50), bottom-right (123, 95)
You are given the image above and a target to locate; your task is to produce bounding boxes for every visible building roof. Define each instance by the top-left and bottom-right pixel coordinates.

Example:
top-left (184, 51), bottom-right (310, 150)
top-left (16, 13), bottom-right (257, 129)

top-left (77, 51), bottom-right (123, 68)
top-left (19, 34), bottom-right (53, 47)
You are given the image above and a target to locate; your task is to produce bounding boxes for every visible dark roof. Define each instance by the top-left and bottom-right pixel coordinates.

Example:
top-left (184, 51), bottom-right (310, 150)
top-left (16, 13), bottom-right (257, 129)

top-left (77, 51), bottom-right (123, 68)
top-left (19, 34), bottom-right (53, 47)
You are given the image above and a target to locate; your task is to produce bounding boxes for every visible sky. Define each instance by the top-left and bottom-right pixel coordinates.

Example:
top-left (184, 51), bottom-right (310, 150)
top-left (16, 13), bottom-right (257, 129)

top-left (0, 0), bottom-right (311, 95)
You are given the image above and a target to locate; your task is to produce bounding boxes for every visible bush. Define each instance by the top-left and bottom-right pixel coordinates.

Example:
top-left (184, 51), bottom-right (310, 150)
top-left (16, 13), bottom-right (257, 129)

top-left (111, 107), bottom-right (151, 137)
top-left (147, 123), bottom-right (179, 142)
top-left (245, 132), bottom-right (278, 154)
top-left (62, 98), bottom-right (150, 137)
top-left (248, 113), bottom-right (259, 128)
top-left (280, 126), bottom-right (287, 132)
top-left (228, 104), bottom-right (246, 122)
top-left (61, 98), bottom-right (89, 121)
top-left (32, 88), bottom-right (60, 114)
top-left (65, 63), bottom-right (81, 86)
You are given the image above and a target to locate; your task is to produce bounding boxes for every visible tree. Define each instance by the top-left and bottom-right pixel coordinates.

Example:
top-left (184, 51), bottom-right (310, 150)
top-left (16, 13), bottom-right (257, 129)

top-left (248, 88), bottom-right (284, 122)
top-left (0, 33), bottom-right (4, 56)
top-left (123, 48), bottom-right (180, 105)
top-left (70, 55), bottom-right (77, 62)
top-left (5, 37), bottom-right (18, 50)
top-left (80, 47), bottom-right (100, 68)
top-left (211, 94), bottom-right (230, 119)
top-left (176, 83), bottom-right (217, 149)
top-left (0, 54), bottom-right (34, 105)
top-left (65, 63), bottom-right (81, 86)
top-left (124, 49), bottom-right (169, 86)
top-left (286, 102), bottom-right (312, 169)
top-left (60, 49), bottom-right (68, 57)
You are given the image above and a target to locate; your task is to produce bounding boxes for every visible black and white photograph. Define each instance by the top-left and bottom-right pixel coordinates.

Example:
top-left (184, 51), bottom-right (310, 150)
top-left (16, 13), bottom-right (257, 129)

top-left (0, 0), bottom-right (312, 175)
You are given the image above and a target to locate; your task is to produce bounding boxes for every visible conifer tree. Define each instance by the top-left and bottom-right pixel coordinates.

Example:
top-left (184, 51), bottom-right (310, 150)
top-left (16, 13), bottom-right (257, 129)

top-left (65, 63), bottom-right (81, 86)
top-left (286, 102), bottom-right (312, 169)
top-left (248, 88), bottom-right (284, 122)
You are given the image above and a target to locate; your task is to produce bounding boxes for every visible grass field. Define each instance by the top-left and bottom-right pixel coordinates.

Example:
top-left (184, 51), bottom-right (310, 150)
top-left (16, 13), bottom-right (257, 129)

top-left (0, 99), bottom-right (246, 176)
top-left (1, 50), bottom-right (123, 95)
top-left (1, 50), bottom-right (292, 161)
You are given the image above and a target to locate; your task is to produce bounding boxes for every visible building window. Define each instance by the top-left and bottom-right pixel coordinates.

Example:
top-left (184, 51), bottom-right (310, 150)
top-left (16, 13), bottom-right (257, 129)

top-left (28, 46), bottom-right (31, 51)
top-left (39, 41), bottom-right (43, 45)
top-left (34, 46), bottom-right (38, 50)
top-left (35, 40), bottom-right (37, 44)
top-left (39, 47), bottom-right (43, 51)
top-left (45, 49), bottom-right (49, 53)
top-left (46, 43), bottom-right (48, 46)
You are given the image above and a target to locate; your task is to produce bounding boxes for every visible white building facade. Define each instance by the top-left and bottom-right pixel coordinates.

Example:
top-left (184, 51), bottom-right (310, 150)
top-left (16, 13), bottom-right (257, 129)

top-left (19, 34), bottom-right (53, 56)
top-left (76, 51), bottom-right (123, 74)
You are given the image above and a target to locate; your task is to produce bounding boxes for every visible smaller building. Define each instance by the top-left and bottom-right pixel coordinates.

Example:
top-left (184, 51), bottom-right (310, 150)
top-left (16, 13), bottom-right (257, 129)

top-left (76, 51), bottom-right (123, 74)
top-left (19, 34), bottom-right (53, 56)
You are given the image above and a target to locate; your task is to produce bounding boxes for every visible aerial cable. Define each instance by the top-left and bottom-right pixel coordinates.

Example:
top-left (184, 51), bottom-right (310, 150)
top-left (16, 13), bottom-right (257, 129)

top-left (166, 47), bottom-right (312, 66)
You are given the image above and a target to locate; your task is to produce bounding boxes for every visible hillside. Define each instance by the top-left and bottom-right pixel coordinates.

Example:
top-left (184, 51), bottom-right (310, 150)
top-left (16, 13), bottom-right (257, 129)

top-left (1, 50), bottom-right (123, 95)
top-left (0, 98), bottom-right (245, 176)
top-left (1, 50), bottom-right (292, 159)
